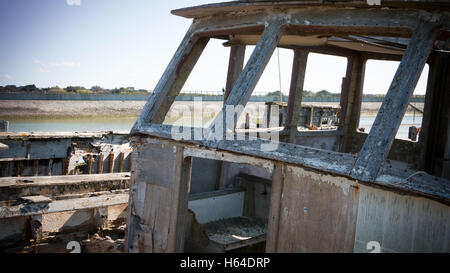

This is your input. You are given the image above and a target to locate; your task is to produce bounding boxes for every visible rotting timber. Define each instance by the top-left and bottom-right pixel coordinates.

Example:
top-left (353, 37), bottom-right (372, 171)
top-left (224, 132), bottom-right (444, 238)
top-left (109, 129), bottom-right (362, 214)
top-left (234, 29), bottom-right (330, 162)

top-left (126, 0), bottom-right (450, 253)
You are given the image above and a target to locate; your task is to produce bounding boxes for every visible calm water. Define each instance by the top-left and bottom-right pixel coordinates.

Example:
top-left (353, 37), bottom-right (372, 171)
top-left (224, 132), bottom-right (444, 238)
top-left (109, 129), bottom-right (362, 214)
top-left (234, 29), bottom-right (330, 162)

top-left (6, 115), bottom-right (422, 139)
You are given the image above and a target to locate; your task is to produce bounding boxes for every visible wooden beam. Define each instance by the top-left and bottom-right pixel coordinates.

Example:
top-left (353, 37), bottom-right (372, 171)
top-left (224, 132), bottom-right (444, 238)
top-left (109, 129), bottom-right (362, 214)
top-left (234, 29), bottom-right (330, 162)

top-left (341, 54), bottom-right (366, 153)
top-left (126, 142), bottom-right (191, 253)
top-left (209, 21), bottom-right (284, 135)
top-left (108, 153), bottom-right (114, 173)
top-left (0, 193), bottom-right (129, 219)
top-left (98, 154), bottom-right (104, 174)
top-left (118, 152), bottom-right (125, 173)
top-left (285, 50), bottom-right (308, 142)
top-left (265, 162), bottom-right (284, 253)
top-left (132, 26), bottom-right (209, 130)
top-left (224, 45), bottom-right (246, 101)
top-left (350, 22), bottom-right (440, 181)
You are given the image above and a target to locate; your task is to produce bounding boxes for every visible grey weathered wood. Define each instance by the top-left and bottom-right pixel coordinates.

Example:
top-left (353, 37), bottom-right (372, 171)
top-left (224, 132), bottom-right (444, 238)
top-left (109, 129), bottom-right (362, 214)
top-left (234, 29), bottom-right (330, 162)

top-left (108, 153), bottom-right (114, 173)
top-left (0, 120), bottom-right (7, 132)
top-left (98, 154), bottom-right (104, 174)
top-left (118, 152), bottom-right (125, 173)
top-left (172, 156), bottom-right (192, 252)
top-left (209, 21), bottom-right (284, 135)
top-left (285, 50), bottom-right (308, 142)
top-left (132, 25), bottom-right (209, 130)
top-left (265, 162), bottom-right (284, 253)
top-left (225, 45), bottom-right (246, 101)
top-left (126, 141), bottom-right (190, 253)
top-left (0, 193), bottom-right (129, 219)
top-left (341, 54), bottom-right (366, 152)
top-left (351, 22), bottom-right (440, 181)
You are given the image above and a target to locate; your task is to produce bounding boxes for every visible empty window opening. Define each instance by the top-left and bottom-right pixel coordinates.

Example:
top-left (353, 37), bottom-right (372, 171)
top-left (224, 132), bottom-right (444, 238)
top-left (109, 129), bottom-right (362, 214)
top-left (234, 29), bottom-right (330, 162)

top-left (359, 59), bottom-right (428, 141)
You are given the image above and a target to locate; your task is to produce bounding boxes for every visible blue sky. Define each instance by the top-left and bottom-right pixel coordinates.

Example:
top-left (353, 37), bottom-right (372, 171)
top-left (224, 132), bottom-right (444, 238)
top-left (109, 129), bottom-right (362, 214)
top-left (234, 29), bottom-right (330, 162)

top-left (0, 0), bottom-right (428, 94)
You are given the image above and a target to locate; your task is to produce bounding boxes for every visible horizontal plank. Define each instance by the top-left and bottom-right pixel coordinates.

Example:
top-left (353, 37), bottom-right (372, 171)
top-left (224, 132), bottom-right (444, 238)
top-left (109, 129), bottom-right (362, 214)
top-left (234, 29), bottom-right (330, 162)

top-left (0, 173), bottom-right (131, 188)
top-left (0, 193), bottom-right (129, 218)
top-left (172, 1), bottom-right (450, 19)
top-left (0, 131), bottom-right (129, 140)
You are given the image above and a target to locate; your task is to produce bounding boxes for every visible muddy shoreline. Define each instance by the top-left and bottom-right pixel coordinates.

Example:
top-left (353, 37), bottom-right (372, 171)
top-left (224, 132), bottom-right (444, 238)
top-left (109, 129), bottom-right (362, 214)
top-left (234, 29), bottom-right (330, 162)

top-left (0, 100), bottom-right (424, 119)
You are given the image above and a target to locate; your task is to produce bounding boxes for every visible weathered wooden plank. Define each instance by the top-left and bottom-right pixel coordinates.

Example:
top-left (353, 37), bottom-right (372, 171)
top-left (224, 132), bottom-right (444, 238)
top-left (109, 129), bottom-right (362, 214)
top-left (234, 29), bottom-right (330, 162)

top-left (32, 160), bottom-right (39, 176)
top-left (108, 153), bottom-right (114, 173)
top-left (265, 162), bottom-right (284, 253)
top-left (118, 152), bottom-right (125, 173)
top-left (126, 141), bottom-right (190, 253)
top-left (133, 128), bottom-right (450, 203)
top-left (172, 1), bottom-right (450, 20)
top-left (224, 45), bottom-right (246, 101)
top-left (132, 24), bottom-right (209, 130)
top-left (208, 21), bottom-right (284, 135)
top-left (172, 157), bottom-right (192, 252)
top-left (354, 184), bottom-right (450, 253)
top-left (351, 23), bottom-right (440, 181)
top-left (87, 155), bottom-right (94, 174)
top-left (0, 193), bottom-right (129, 219)
top-left (285, 50), bottom-right (308, 142)
top-left (98, 154), bottom-right (104, 174)
top-left (276, 165), bottom-right (359, 252)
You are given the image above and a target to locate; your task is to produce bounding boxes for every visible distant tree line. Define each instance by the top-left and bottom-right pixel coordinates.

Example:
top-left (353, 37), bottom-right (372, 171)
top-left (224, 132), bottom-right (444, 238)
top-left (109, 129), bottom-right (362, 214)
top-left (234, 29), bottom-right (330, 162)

top-left (266, 89), bottom-right (425, 101)
top-left (0, 85), bottom-right (149, 95)
top-left (0, 85), bottom-right (425, 101)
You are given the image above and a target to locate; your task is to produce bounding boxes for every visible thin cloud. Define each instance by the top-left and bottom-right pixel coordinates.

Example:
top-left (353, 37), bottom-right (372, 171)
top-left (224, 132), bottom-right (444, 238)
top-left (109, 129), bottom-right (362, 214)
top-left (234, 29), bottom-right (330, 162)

top-left (50, 61), bottom-right (81, 68)
top-left (66, 0), bottom-right (81, 6)
top-left (1, 74), bottom-right (12, 79)
top-left (35, 59), bottom-right (80, 73)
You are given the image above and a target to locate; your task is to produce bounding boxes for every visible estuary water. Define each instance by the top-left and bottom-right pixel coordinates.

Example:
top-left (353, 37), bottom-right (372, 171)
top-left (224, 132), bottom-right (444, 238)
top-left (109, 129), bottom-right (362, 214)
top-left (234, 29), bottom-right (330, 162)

top-left (6, 115), bottom-right (422, 140)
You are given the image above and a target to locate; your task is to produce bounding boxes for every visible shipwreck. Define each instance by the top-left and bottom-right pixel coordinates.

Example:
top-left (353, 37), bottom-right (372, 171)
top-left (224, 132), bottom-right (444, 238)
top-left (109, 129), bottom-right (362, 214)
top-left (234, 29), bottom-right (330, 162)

top-left (0, 0), bottom-right (449, 253)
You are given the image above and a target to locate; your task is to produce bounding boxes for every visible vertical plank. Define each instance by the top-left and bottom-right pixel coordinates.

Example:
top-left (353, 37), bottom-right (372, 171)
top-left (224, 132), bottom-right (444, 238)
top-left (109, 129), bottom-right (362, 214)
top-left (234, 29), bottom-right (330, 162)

top-left (265, 163), bottom-right (285, 253)
top-left (108, 153), bottom-right (115, 173)
top-left (351, 23), bottom-right (440, 181)
top-left (171, 156), bottom-right (192, 252)
top-left (17, 161), bottom-right (23, 177)
top-left (98, 154), bottom-right (104, 174)
top-left (243, 180), bottom-right (256, 218)
top-left (32, 160), bottom-right (39, 176)
top-left (340, 54), bottom-right (366, 152)
top-left (126, 141), bottom-right (191, 253)
top-left (47, 159), bottom-right (53, 176)
top-left (87, 155), bottom-right (94, 174)
top-left (225, 45), bottom-right (246, 101)
top-left (285, 50), bottom-right (308, 142)
top-left (209, 21), bottom-right (284, 134)
top-left (132, 24), bottom-right (208, 129)
top-left (118, 152), bottom-right (125, 173)
top-left (63, 158), bottom-right (69, 175)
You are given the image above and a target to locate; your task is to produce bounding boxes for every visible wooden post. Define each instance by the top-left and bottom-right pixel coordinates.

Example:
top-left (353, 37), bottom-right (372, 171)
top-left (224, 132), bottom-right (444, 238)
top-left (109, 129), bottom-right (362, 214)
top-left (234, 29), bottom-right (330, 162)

top-left (225, 45), bottom-right (246, 101)
top-left (33, 160), bottom-right (39, 176)
top-left (126, 141), bottom-right (191, 253)
top-left (285, 50), bottom-right (308, 142)
top-left (209, 21), bottom-right (284, 134)
top-left (0, 120), bottom-right (8, 132)
top-left (266, 163), bottom-right (285, 253)
top-left (340, 54), bottom-right (366, 152)
top-left (118, 152), bottom-right (125, 173)
top-left (132, 26), bottom-right (209, 130)
top-left (351, 23), bottom-right (440, 181)
top-left (308, 106), bottom-right (314, 127)
top-left (87, 155), bottom-right (94, 174)
top-left (98, 154), bottom-right (104, 174)
top-left (17, 161), bottom-right (23, 177)
top-left (47, 159), bottom-right (53, 176)
top-left (108, 153), bottom-right (114, 173)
